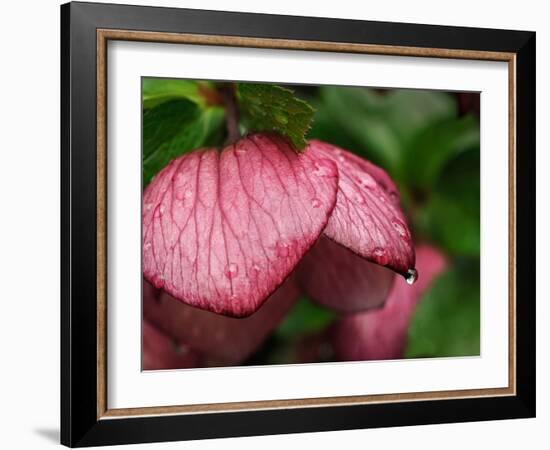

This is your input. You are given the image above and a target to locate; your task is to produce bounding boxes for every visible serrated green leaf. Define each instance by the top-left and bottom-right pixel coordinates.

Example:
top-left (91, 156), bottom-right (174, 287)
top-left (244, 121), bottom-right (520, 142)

top-left (142, 78), bottom-right (208, 109)
top-left (143, 101), bottom-right (225, 185)
top-left (406, 263), bottom-right (480, 358)
top-left (237, 83), bottom-right (315, 151)
top-left (275, 297), bottom-right (336, 339)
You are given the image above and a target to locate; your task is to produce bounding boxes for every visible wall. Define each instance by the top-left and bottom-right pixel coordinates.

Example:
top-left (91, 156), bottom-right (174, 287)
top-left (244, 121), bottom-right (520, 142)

top-left (0, 0), bottom-right (546, 448)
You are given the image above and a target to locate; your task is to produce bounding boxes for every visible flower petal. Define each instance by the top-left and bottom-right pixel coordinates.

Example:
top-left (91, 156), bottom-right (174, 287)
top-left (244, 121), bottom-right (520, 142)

top-left (309, 140), bottom-right (415, 275)
top-left (143, 277), bottom-right (300, 365)
top-left (295, 236), bottom-right (394, 313)
top-left (332, 245), bottom-right (447, 361)
top-left (143, 134), bottom-right (338, 317)
top-left (142, 320), bottom-right (202, 370)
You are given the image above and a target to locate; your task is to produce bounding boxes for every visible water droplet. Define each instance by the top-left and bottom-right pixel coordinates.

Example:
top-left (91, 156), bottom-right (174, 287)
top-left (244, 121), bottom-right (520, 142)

top-left (235, 146), bottom-right (248, 155)
top-left (311, 198), bottom-right (321, 208)
top-left (175, 187), bottom-right (186, 200)
top-left (358, 175), bottom-right (377, 189)
top-left (391, 219), bottom-right (407, 237)
top-left (144, 202), bottom-right (153, 211)
top-left (354, 193), bottom-right (365, 204)
top-left (379, 195), bottom-right (387, 203)
top-left (372, 247), bottom-right (389, 265)
top-left (275, 241), bottom-right (293, 258)
top-left (405, 268), bottom-right (418, 285)
top-left (159, 205), bottom-right (166, 215)
top-left (224, 263), bottom-right (239, 279)
top-left (313, 162), bottom-right (337, 178)
top-left (144, 242), bottom-right (152, 250)
top-left (252, 263), bottom-right (262, 274)
top-left (389, 192), bottom-right (400, 204)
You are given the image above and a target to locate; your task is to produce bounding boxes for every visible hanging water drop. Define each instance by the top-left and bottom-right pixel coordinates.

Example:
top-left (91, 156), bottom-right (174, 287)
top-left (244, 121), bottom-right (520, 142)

top-left (405, 268), bottom-right (418, 285)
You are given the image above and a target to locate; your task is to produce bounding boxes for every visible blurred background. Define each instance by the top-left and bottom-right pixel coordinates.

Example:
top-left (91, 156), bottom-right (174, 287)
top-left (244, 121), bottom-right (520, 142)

top-left (142, 80), bottom-right (481, 369)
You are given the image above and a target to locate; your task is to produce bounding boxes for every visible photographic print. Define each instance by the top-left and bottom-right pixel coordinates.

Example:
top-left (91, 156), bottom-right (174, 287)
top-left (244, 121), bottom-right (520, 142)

top-left (62, 4), bottom-right (535, 445)
top-left (141, 79), bottom-right (481, 370)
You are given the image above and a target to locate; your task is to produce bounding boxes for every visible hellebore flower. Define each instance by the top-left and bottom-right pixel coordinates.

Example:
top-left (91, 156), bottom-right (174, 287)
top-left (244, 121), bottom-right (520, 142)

top-left (143, 133), bottom-right (416, 318)
top-left (143, 276), bottom-right (299, 366)
top-left (331, 245), bottom-right (447, 361)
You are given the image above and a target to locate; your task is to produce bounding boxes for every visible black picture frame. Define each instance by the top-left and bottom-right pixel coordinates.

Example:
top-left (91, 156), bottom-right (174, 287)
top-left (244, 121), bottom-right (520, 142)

top-left (61, 1), bottom-right (535, 447)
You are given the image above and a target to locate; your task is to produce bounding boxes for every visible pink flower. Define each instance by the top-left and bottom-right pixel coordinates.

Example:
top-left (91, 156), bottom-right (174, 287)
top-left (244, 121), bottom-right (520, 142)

top-left (331, 245), bottom-right (448, 361)
top-left (143, 133), bottom-right (416, 318)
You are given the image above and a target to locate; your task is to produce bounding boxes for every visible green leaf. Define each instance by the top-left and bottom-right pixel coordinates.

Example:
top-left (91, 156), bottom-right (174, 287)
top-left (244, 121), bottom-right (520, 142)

top-left (312, 87), bottom-right (457, 177)
top-left (275, 297), bottom-right (336, 339)
top-left (416, 150), bottom-right (480, 256)
top-left (406, 262), bottom-right (480, 358)
top-left (404, 115), bottom-right (480, 189)
top-left (142, 78), bottom-right (208, 109)
top-left (143, 101), bottom-right (225, 185)
top-left (237, 83), bottom-right (315, 151)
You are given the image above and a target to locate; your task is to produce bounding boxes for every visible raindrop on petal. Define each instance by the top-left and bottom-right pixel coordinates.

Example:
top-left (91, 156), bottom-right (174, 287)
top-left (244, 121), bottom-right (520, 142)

top-left (224, 263), bottom-right (239, 279)
top-left (313, 161), bottom-right (337, 178)
top-left (175, 187), bottom-right (187, 200)
top-left (358, 175), bottom-right (377, 189)
top-left (354, 193), bottom-right (365, 204)
top-left (372, 247), bottom-right (389, 265)
top-left (311, 198), bottom-right (321, 208)
top-left (391, 219), bottom-right (408, 237)
top-left (275, 240), bottom-right (294, 258)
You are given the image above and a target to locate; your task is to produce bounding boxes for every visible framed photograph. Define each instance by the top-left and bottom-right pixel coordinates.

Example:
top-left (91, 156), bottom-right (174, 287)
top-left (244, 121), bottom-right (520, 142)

top-left (61, 1), bottom-right (535, 447)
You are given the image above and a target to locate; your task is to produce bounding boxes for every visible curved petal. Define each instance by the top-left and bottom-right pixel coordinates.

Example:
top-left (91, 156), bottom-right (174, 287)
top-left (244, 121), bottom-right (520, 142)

top-left (143, 134), bottom-right (338, 317)
top-left (309, 140), bottom-right (415, 276)
top-left (332, 245), bottom-right (447, 361)
top-left (295, 236), bottom-right (394, 313)
top-left (143, 277), bottom-right (300, 365)
top-left (142, 320), bottom-right (202, 370)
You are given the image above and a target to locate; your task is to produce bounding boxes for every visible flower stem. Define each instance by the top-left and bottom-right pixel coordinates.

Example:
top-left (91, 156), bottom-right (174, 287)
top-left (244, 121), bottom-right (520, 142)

top-left (220, 83), bottom-right (241, 145)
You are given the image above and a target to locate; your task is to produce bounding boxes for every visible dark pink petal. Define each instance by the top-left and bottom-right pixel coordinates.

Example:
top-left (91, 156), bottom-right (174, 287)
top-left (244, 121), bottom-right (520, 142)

top-left (295, 236), bottom-right (394, 313)
top-left (309, 140), bottom-right (415, 276)
top-left (142, 320), bottom-right (202, 370)
top-left (143, 277), bottom-right (299, 365)
top-left (332, 245), bottom-right (447, 361)
top-left (143, 134), bottom-right (338, 317)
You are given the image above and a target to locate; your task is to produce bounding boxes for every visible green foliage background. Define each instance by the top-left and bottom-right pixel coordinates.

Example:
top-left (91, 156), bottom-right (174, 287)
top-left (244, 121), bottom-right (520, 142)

top-left (143, 78), bottom-right (481, 362)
